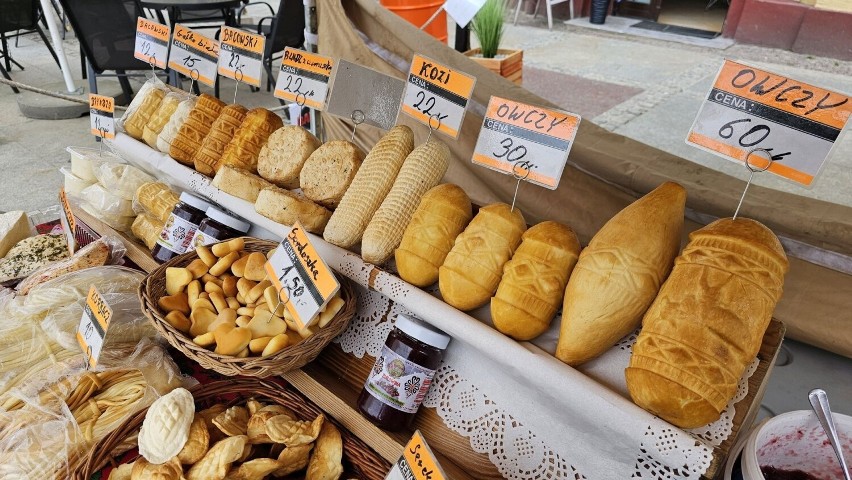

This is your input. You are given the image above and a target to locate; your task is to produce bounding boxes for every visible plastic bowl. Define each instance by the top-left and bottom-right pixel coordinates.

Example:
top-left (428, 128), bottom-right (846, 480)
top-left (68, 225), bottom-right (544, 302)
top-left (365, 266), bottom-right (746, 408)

top-left (60, 167), bottom-right (96, 196)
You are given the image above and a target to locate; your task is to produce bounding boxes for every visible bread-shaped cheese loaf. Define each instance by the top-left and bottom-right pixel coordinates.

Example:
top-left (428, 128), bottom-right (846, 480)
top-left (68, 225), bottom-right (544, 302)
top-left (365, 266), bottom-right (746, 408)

top-left (492, 221), bottom-right (580, 340)
top-left (219, 108), bottom-right (283, 174)
top-left (170, 94), bottom-right (225, 166)
top-left (362, 139), bottom-right (450, 265)
top-left (324, 125), bottom-right (414, 248)
top-left (193, 104), bottom-right (248, 176)
top-left (556, 181), bottom-right (686, 366)
top-left (123, 87), bottom-right (165, 140)
top-left (396, 184), bottom-right (471, 287)
top-left (626, 218), bottom-right (788, 428)
top-left (300, 140), bottom-right (365, 209)
top-left (211, 165), bottom-right (272, 203)
top-left (255, 186), bottom-right (331, 234)
top-left (157, 97), bottom-right (196, 153)
top-left (258, 126), bottom-right (322, 188)
top-left (143, 93), bottom-right (182, 148)
top-left (439, 203), bottom-right (526, 311)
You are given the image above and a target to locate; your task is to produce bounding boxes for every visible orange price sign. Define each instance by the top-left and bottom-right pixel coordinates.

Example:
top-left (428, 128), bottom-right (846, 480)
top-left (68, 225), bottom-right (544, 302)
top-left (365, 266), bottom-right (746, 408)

top-left (134, 17), bottom-right (170, 69)
top-left (89, 93), bottom-right (115, 139)
top-left (401, 54), bottom-right (476, 139)
top-left (472, 96), bottom-right (581, 190)
top-left (385, 431), bottom-right (447, 480)
top-left (59, 188), bottom-right (77, 254)
top-left (168, 24), bottom-right (220, 87)
top-left (274, 47), bottom-right (333, 110)
top-left (217, 26), bottom-right (265, 88)
top-left (687, 60), bottom-right (852, 186)
top-left (76, 285), bottom-right (113, 369)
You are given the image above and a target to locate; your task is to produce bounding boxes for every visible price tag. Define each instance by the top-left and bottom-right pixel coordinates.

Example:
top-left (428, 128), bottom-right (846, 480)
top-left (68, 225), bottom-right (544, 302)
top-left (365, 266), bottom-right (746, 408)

top-left (218, 26), bottom-right (265, 88)
top-left (59, 188), bottom-right (77, 254)
top-left (135, 17), bottom-right (170, 69)
top-left (326, 59), bottom-right (405, 131)
top-left (472, 96), bottom-right (581, 190)
top-left (168, 24), bottom-right (220, 87)
top-left (274, 47), bottom-right (333, 110)
top-left (401, 54), bottom-right (476, 139)
top-left (687, 60), bottom-right (851, 186)
top-left (76, 285), bottom-right (113, 369)
top-left (385, 431), bottom-right (447, 480)
top-left (264, 222), bottom-right (340, 330)
top-left (89, 93), bottom-right (115, 139)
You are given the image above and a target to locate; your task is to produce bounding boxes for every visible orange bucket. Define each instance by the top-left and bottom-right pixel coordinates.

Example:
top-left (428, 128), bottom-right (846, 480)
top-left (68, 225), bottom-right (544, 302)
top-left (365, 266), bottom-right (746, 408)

top-left (380, 0), bottom-right (448, 44)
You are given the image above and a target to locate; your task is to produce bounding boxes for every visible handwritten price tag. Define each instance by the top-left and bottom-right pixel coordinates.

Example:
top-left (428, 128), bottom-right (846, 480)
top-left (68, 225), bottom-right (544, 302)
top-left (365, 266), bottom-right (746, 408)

top-left (401, 54), bottom-right (475, 139)
top-left (264, 222), bottom-right (339, 330)
top-left (274, 47), bottom-right (333, 110)
top-left (218, 26), bottom-right (265, 88)
top-left (168, 24), bottom-right (219, 87)
top-left (135, 17), bottom-right (170, 68)
top-left (59, 188), bottom-right (77, 254)
top-left (385, 431), bottom-right (447, 480)
top-left (89, 93), bottom-right (115, 139)
top-left (687, 60), bottom-right (852, 186)
top-left (76, 285), bottom-right (113, 369)
top-left (472, 96), bottom-right (581, 190)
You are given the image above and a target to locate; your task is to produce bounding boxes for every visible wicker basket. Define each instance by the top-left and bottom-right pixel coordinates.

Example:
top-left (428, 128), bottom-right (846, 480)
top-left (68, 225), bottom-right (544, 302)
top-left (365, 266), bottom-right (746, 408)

top-left (140, 237), bottom-right (357, 377)
top-left (73, 379), bottom-right (391, 480)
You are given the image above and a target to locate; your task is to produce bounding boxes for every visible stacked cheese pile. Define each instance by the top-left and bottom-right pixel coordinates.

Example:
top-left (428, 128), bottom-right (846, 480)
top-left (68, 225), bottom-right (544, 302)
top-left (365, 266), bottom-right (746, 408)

top-left (130, 182), bottom-right (180, 249)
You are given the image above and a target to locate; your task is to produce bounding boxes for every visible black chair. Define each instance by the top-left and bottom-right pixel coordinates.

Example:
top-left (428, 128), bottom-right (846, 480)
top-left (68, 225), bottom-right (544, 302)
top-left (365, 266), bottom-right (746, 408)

top-left (0, 0), bottom-right (62, 93)
top-left (59, 0), bottom-right (154, 101)
top-left (233, 0), bottom-right (304, 93)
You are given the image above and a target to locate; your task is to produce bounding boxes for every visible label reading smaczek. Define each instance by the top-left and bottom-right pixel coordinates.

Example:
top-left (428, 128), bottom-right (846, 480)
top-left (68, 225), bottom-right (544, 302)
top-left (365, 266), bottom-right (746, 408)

top-left (472, 96), bottom-right (581, 190)
top-left (89, 94), bottom-right (115, 140)
top-left (168, 24), bottom-right (220, 87)
top-left (135, 17), bottom-right (170, 68)
top-left (76, 285), bottom-right (113, 369)
top-left (274, 47), bottom-right (334, 110)
top-left (687, 60), bottom-right (852, 186)
top-left (218, 26), bottom-right (265, 88)
top-left (401, 54), bottom-right (476, 139)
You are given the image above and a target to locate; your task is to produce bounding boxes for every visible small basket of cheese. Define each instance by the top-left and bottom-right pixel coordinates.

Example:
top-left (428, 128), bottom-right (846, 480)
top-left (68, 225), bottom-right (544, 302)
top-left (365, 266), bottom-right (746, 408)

top-left (139, 237), bottom-right (356, 377)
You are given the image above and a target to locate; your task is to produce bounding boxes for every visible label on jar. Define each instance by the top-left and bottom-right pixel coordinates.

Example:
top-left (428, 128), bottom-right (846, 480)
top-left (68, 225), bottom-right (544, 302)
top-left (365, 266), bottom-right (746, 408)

top-left (364, 344), bottom-right (436, 414)
top-left (155, 213), bottom-right (199, 255)
top-left (185, 228), bottom-right (219, 252)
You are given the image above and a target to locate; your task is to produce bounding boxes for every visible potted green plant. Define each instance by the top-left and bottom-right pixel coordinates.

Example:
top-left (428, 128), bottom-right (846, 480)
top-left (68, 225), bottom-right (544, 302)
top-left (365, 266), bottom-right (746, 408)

top-left (464, 0), bottom-right (523, 84)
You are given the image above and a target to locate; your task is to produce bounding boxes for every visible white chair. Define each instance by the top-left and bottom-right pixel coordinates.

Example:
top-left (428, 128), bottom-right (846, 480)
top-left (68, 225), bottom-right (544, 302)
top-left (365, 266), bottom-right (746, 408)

top-left (513, 0), bottom-right (574, 30)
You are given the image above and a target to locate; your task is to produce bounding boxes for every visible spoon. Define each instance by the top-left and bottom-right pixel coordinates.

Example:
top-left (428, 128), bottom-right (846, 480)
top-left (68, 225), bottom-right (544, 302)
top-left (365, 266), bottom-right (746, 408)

top-left (809, 388), bottom-right (851, 480)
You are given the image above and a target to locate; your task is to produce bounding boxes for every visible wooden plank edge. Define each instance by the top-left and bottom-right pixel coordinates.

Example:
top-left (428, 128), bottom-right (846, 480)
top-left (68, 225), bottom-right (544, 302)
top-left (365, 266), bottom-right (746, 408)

top-left (72, 206), bottom-right (159, 273)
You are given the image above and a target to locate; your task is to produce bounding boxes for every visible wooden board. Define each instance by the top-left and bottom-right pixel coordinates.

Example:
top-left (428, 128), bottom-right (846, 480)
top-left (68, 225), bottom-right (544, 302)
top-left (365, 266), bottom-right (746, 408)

top-left (73, 207), bottom-right (159, 273)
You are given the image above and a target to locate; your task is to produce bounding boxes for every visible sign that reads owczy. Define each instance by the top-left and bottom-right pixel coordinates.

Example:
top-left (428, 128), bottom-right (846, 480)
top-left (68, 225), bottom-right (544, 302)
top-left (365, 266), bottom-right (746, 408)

top-left (472, 96), bottom-right (581, 190)
top-left (135, 17), bottom-right (170, 69)
top-left (76, 285), bottom-right (113, 369)
top-left (168, 24), bottom-right (220, 87)
top-left (687, 60), bottom-right (852, 186)
top-left (89, 93), bottom-right (115, 140)
top-left (274, 47), bottom-right (334, 110)
top-left (218, 26), bottom-right (265, 88)
top-left (401, 54), bottom-right (476, 139)
top-left (264, 222), bottom-right (340, 330)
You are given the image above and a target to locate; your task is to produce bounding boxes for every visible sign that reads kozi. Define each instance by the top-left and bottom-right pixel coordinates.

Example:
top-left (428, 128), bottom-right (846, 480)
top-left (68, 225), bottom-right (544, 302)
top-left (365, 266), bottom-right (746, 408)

top-left (687, 60), bottom-right (852, 186)
top-left (76, 285), bottom-right (113, 369)
top-left (401, 54), bottom-right (476, 139)
top-left (218, 26), bottom-right (265, 88)
top-left (89, 93), bottom-right (115, 139)
top-left (264, 222), bottom-right (339, 330)
top-left (168, 24), bottom-right (220, 87)
top-left (472, 96), bottom-right (581, 190)
top-left (135, 17), bottom-right (170, 68)
top-left (274, 47), bottom-right (334, 110)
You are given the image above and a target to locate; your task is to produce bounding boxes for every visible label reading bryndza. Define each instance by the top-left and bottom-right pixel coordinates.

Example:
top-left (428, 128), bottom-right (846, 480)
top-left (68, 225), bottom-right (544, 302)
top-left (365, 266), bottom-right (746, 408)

top-left (365, 345), bottom-right (436, 414)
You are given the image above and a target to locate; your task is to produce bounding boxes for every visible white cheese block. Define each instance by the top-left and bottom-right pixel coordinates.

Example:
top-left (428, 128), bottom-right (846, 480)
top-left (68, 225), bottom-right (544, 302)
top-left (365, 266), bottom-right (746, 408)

top-left (60, 167), bottom-right (96, 196)
top-left (0, 211), bottom-right (31, 258)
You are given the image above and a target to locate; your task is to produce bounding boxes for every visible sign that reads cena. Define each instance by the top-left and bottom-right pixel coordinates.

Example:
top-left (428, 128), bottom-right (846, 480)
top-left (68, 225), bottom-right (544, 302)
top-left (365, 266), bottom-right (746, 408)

top-left (218, 26), bottom-right (265, 88)
top-left (135, 17), bottom-right (170, 68)
top-left (264, 222), bottom-right (339, 330)
top-left (89, 93), bottom-right (115, 139)
top-left (76, 285), bottom-right (113, 369)
top-left (384, 431), bottom-right (447, 480)
top-left (401, 54), bottom-right (476, 139)
top-left (274, 47), bottom-right (333, 110)
top-left (687, 60), bottom-right (852, 186)
top-left (472, 96), bottom-right (581, 190)
top-left (168, 24), bottom-right (220, 87)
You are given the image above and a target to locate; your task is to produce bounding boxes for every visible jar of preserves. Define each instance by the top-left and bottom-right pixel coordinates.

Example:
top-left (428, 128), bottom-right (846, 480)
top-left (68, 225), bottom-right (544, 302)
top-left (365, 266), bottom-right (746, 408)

top-left (152, 192), bottom-right (211, 263)
top-left (358, 314), bottom-right (450, 430)
top-left (187, 206), bottom-right (250, 251)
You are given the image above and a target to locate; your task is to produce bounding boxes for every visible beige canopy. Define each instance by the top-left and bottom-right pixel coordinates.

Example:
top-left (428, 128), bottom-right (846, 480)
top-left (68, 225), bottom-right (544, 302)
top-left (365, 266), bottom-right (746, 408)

top-left (318, 0), bottom-right (852, 358)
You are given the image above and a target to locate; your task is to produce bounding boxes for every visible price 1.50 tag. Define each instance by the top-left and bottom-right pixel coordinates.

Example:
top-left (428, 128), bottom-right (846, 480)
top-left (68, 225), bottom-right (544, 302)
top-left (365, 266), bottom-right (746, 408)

top-left (264, 222), bottom-right (340, 330)
top-left (385, 431), bottom-right (447, 480)
top-left (168, 24), bottom-right (220, 87)
top-left (59, 188), bottom-right (77, 254)
top-left (89, 93), bottom-right (115, 139)
top-left (472, 96), bottom-right (581, 190)
top-left (687, 60), bottom-right (851, 186)
top-left (218, 26), bottom-right (265, 88)
top-left (401, 54), bottom-right (476, 139)
top-left (274, 47), bottom-right (333, 110)
top-left (135, 17), bottom-right (170, 68)
top-left (76, 285), bottom-right (113, 369)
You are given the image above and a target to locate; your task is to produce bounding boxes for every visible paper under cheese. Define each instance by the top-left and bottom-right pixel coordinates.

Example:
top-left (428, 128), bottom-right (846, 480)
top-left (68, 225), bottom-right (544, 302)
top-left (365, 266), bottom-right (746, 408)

top-left (0, 211), bottom-right (30, 258)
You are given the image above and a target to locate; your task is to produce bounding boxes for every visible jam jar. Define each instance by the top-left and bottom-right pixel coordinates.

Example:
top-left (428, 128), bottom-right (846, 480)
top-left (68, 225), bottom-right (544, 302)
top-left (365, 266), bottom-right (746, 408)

top-left (152, 192), bottom-right (212, 263)
top-left (187, 206), bottom-right (250, 251)
top-left (358, 314), bottom-right (450, 430)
